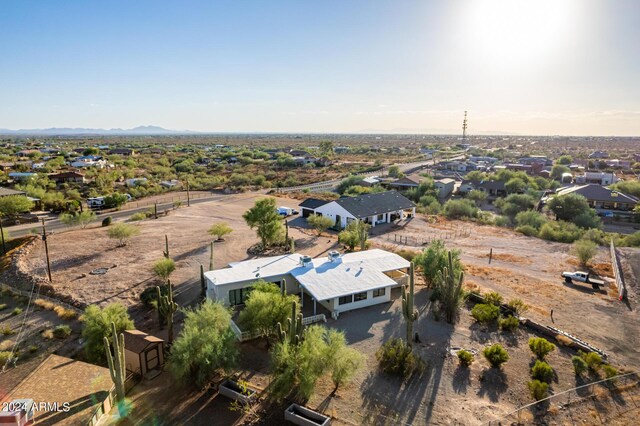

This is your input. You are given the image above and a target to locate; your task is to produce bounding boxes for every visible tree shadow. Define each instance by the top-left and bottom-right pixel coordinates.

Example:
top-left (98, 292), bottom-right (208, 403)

top-left (452, 366), bottom-right (471, 394)
top-left (477, 368), bottom-right (509, 403)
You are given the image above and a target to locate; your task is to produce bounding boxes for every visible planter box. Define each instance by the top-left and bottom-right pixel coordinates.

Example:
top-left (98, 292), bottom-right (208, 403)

top-left (284, 403), bottom-right (331, 426)
top-left (219, 380), bottom-right (257, 405)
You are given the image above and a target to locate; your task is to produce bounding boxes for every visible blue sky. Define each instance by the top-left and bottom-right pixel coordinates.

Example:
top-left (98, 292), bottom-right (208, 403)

top-left (1, 0), bottom-right (639, 135)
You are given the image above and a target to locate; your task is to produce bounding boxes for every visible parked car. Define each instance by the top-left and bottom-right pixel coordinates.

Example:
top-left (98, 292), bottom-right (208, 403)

top-left (561, 271), bottom-right (605, 289)
top-left (277, 206), bottom-right (299, 216)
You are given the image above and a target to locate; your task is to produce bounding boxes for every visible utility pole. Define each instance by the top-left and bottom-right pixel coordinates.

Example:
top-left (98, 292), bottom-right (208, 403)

top-left (41, 219), bottom-right (52, 282)
top-left (0, 217), bottom-right (6, 255)
top-left (462, 110), bottom-right (468, 141)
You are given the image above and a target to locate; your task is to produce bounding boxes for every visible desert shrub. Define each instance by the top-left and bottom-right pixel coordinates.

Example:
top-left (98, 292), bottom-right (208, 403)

top-left (619, 231), bottom-right (640, 247)
top-left (11, 307), bottom-right (22, 316)
top-left (0, 351), bottom-right (13, 365)
top-left (395, 249), bottom-right (418, 262)
top-left (507, 298), bottom-right (529, 316)
top-left (457, 350), bottom-right (474, 367)
top-left (603, 365), bottom-right (618, 382)
top-left (0, 303), bottom-right (6, 311)
top-left (582, 228), bottom-right (608, 245)
top-left (107, 223), bottom-right (140, 246)
top-left (528, 379), bottom-right (549, 401)
top-left (129, 212), bottom-right (146, 222)
top-left (539, 221), bottom-right (584, 243)
top-left (442, 199), bottom-right (478, 219)
top-left (515, 210), bottom-right (548, 230)
top-left (28, 345), bottom-right (38, 353)
top-left (484, 291), bottom-right (503, 306)
top-left (530, 360), bottom-right (554, 383)
top-left (494, 216), bottom-right (510, 227)
top-left (572, 239), bottom-right (597, 266)
top-left (516, 225), bottom-right (539, 237)
top-left (376, 338), bottom-right (423, 378)
top-left (414, 240), bottom-right (463, 286)
top-left (496, 194), bottom-right (536, 218)
top-left (498, 315), bottom-right (519, 332)
top-left (102, 216), bottom-right (112, 227)
top-left (54, 306), bottom-right (78, 320)
top-left (483, 344), bottom-right (509, 368)
top-left (471, 303), bottom-right (500, 324)
top-left (1, 325), bottom-right (12, 336)
top-left (42, 329), bottom-right (54, 340)
top-left (140, 284), bottom-right (168, 306)
top-left (573, 211), bottom-right (602, 230)
top-left (528, 337), bottom-right (556, 359)
top-left (52, 325), bottom-right (72, 339)
top-left (581, 351), bottom-right (602, 371)
top-left (572, 356), bottom-right (588, 375)
top-left (34, 299), bottom-right (55, 310)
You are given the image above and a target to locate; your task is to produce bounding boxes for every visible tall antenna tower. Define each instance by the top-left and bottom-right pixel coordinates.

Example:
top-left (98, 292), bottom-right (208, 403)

top-left (462, 110), bottom-right (468, 140)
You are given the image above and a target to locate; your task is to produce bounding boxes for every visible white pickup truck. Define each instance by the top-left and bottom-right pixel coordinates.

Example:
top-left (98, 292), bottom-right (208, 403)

top-left (561, 271), bottom-right (605, 289)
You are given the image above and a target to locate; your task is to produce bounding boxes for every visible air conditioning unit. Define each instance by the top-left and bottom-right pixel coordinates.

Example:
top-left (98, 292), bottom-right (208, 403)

top-left (328, 251), bottom-right (340, 262)
top-left (299, 255), bottom-right (313, 267)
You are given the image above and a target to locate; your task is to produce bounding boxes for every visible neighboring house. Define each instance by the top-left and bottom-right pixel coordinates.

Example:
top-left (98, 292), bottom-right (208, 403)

top-left (16, 149), bottom-right (40, 158)
top-left (70, 158), bottom-right (108, 168)
top-left (588, 150), bottom-right (609, 159)
top-left (434, 178), bottom-right (455, 198)
top-left (1, 354), bottom-right (113, 425)
top-left (502, 163), bottom-right (543, 175)
top-left (518, 156), bottom-right (553, 167)
top-left (205, 249), bottom-right (410, 318)
top-left (469, 156), bottom-right (499, 164)
top-left (8, 172), bottom-right (35, 182)
top-left (308, 190), bottom-right (416, 229)
top-left (87, 197), bottom-right (106, 208)
top-left (289, 149), bottom-right (311, 157)
top-left (293, 156), bottom-right (317, 166)
top-left (334, 146), bottom-right (350, 154)
top-left (459, 180), bottom-right (507, 198)
top-left (551, 184), bottom-right (638, 213)
top-left (357, 176), bottom-right (382, 187)
top-left (441, 161), bottom-right (469, 172)
top-left (49, 171), bottom-right (86, 184)
top-left (160, 179), bottom-right (181, 188)
top-left (108, 148), bottom-right (136, 156)
top-left (574, 172), bottom-right (618, 186)
top-left (31, 162), bottom-right (46, 170)
top-left (387, 176), bottom-right (421, 190)
top-left (0, 187), bottom-right (27, 198)
top-left (604, 159), bottom-right (632, 170)
top-left (123, 330), bottom-right (165, 378)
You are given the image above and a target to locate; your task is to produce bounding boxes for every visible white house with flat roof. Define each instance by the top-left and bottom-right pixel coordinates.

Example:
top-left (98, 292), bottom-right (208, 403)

top-left (205, 249), bottom-right (410, 318)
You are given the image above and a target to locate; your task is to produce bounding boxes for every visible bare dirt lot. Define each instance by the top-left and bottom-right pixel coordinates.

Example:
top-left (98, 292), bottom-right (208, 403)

top-left (373, 216), bottom-right (640, 370)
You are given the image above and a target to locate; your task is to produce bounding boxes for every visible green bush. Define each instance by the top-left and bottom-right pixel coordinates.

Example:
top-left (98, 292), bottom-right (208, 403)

top-left (140, 284), bottom-right (168, 306)
top-left (603, 365), bottom-right (618, 382)
top-left (0, 351), bottom-right (13, 365)
top-left (515, 210), bottom-right (548, 230)
top-left (528, 337), bottom-right (556, 359)
top-left (1, 325), bottom-right (12, 336)
top-left (572, 355), bottom-right (588, 375)
top-left (484, 291), bottom-right (503, 306)
top-left (539, 221), bottom-right (584, 243)
top-left (457, 350), bottom-right (474, 367)
top-left (28, 345), bottom-right (38, 353)
top-left (129, 212), bottom-right (146, 222)
top-left (516, 224), bottom-right (539, 237)
top-left (581, 351), bottom-right (602, 371)
top-left (0, 303), bottom-right (7, 311)
top-left (531, 360), bottom-right (554, 383)
top-left (442, 199), bottom-right (478, 219)
top-left (11, 307), bottom-right (22, 316)
top-left (506, 298), bottom-right (529, 316)
top-left (483, 344), bottom-right (509, 368)
top-left (572, 239), bottom-right (598, 266)
top-left (102, 216), bottom-right (112, 227)
top-left (528, 379), bottom-right (549, 401)
top-left (471, 303), bottom-right (500, 324)
top-left (376, 338), bottom-right (424, 378)
top-left (494, 216), bottom-right (510, 227)
top-left (498, 315), bottom-right (519, 332)
top-left (52, 325), bottom-right (72, 339)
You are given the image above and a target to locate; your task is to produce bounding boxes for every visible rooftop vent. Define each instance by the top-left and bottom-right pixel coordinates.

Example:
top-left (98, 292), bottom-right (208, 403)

top-left (299, 255), bottom-right (313, 267)
top-left (328, 251), bottom-right (340, 262)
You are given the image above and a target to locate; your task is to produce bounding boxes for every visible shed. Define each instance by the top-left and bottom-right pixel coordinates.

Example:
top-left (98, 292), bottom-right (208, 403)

top-left (123, 330), bottom-right (165, 377)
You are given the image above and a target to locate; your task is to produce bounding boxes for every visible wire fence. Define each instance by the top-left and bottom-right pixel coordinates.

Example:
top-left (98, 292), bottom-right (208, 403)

top-left (120, 191), bottom-right (213, 210)
top-left (489, 372), bottom-right (640, 425)
top-left (382, 227), bottom-right (472, 247)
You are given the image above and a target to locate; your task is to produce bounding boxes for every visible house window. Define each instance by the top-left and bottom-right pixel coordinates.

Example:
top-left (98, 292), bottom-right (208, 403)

top-left (228, 287), bottom-right (252, 306)
top-left (373, 288), bottom-right (386, 298)
top-left (354, 292), bottom-right (367, 302)
top-left (338, 295), bottom-right (353, 305)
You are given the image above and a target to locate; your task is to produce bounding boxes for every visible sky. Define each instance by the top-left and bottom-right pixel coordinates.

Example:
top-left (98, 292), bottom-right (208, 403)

top-left (0, 0), bottom-right (639, 136)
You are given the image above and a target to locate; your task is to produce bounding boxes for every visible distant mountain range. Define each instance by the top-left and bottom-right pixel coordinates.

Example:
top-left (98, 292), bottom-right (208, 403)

top-left (0, 125), bottom-right (198, 136)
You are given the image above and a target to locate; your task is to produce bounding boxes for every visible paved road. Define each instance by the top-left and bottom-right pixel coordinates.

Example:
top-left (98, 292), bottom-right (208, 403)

top-left (274, 155), bottom-right (464, 193)
top-left (7, 193), bottom-right (230, 238)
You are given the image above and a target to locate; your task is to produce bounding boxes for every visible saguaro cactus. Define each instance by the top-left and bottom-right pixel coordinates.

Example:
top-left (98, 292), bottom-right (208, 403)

top-left (285, 219), bottom-right (289, 243)
top-left (200, 264), bottom-right (206, 299)
top-left (209, 241), bottom-right (214, 271)
top-left (163, 235), bottom-right (170, 259)
top-left (438, 251), bottom-right (464, 324)
top-left (104, 322), bottom-right (126, 402)
top-left (157, 279), bottom-right (178, 344)
top-left (276, 301), bottom-right (303, 345)
top-left (402, 262), bottom-right (419, 347)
